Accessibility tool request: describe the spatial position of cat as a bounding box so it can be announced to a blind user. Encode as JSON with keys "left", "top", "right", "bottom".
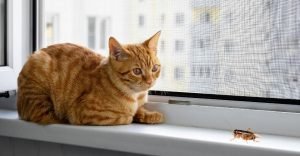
{"left": 17, "top": 31, "right": 163, "bottom": 125}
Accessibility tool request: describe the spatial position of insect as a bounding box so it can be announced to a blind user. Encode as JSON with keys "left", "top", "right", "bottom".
{"left": 231, "top": 128, "right": 259, "bottom": 142}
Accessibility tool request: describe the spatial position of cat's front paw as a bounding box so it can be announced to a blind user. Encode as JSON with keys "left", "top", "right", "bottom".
{"left": 134, "top": 111, "right": 164, "bottom": 124}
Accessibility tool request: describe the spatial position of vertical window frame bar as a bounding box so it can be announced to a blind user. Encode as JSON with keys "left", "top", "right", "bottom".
{"left": 1, "top": 0, "right": 7, "bottom": 66}
{"left": 32, "top": 0, "right": 44, "bottom": 51}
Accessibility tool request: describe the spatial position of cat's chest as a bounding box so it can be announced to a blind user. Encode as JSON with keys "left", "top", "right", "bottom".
{"left": 129, "top": 94, "right": 139, "bottom": 114}
{"left": 130, "top": 101, "right": 139, "bottom": 114}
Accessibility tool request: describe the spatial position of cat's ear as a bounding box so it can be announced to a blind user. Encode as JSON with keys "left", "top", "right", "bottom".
{"left": 109, "top": 37, "right": 129, "bottom": 61}
{"left": 143, "top": 31, "right": 161, "bottom": 54}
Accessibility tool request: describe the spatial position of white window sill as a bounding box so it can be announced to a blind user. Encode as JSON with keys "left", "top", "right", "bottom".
{"left": 0, "top": 109, "right": 299, "bottom": 156}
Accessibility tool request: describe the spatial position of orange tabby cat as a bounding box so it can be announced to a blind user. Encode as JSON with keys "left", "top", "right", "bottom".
{"left": 17, "top": 31, "right": 163, "bottom": 125}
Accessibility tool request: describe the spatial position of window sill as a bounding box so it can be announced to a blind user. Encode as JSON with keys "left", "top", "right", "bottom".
{"left": 0, "top": 109, "right": 299, "bottom": 156}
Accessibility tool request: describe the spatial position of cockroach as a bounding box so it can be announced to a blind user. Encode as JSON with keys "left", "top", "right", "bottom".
{"left": 231, "top": 128, "right": 259, "bottom": 142}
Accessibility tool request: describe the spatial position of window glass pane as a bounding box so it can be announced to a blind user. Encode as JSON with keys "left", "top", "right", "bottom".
{"left": 43, "top": 0, "right": 300, "bottom": 100}
{"left": 0, "top": 0, "right": 5, "bottom": 66}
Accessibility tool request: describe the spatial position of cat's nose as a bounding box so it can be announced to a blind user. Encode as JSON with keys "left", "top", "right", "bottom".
{"left": 145, "top": 78, "right": 154, "bottom": 85}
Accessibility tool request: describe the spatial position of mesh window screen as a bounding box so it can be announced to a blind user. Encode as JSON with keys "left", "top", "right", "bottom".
{"left": 43, "top": 0, "right": 300, "bottom": 100}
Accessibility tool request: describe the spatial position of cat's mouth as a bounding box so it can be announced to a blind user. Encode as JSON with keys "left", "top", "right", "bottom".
{"left": 130, "top": 82, "right": 155, "bottom": 92}
{"left": 143, "top": 81, "right": 155, "bottom": 89}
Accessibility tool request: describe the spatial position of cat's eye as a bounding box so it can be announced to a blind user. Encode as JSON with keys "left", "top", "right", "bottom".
{"left": 133, "top": 68, "right": 142, "bottom": 75}
{"left": 152, "top": 64, "right": 160, "bottom": 72}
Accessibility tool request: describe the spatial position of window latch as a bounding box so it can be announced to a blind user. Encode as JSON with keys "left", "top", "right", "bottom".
{"left": 168, "top": 99, "right": 191, "bottom": 105}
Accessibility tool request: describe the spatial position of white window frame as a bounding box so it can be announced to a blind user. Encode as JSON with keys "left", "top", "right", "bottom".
{"left": 0, "top": 0, "right": 31, "bottom": 92}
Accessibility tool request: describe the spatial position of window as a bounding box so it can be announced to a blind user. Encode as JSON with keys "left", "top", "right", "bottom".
{"left": 100, "top": 19, "right": 110, "bottom": 49}
{"left": 40, "top": 0, "right": 300, "bottom": 103}
{"left": 0, "top": 3, "right": 297, "bottom": 152}
{"left": 174, "top": 67, "right": 183, "bottom": 80}
{"left": 175, "top": 40, "right": 184, "bottom": 52}
{"left": 226, "top": 12, "right": 233, "bottom": 23}
{"left": 160, "top": 66, "right": 165, "bottom": 78}
{"left": 224, "top": 69, "right": 234, "bottom": 83}
{"left": 193, "top": 38, "right": 204, "bottom": 49}
{"left": 160, "top": 40, "right": 165, "bottom": 51}
{"left": 87, "top": 17, "right": 111, "bottom": 50}
{"left": 87, "top": 17, "right": 96, "bottom": 49}
{"left": 205, "top": 12, "right": 210, "bottom": 23}
{"left": 160, "top": 14, "right": 165, "bottom": 25}
{"left": 191, "top": 65, "right": 204, "bottom": 77}
{"left": 175, "top": 13, "right": 184, "bottom": 25}
{"left": 205, "top": 67, "right": 210, "bottom": 78}
{"left": 45, "top": 15, "right": 59, "bottom": 45}
{"left": 224, "top": 40, "right": 234, "bottom": 52}
{"left": 205, "top": 38, "right": 211, "bottom": 47}
{"left": 0, "top": 0, "right": 31, "bottom": 92}
{"left": 0, "top": 0, "right": 5, "bottom": 66}
{"left": 139, "top": 15, "right": 144, "bottom": 27}
{"left": 199, "top": 66, "right": 203, "bottom": 77}
{"left": 191, "top": 65, "right": 196, "bottom": 76}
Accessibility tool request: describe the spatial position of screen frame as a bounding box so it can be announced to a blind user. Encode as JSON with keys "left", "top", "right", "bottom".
{"left": 33, "top": 0, "right": 300, "bottom": 106}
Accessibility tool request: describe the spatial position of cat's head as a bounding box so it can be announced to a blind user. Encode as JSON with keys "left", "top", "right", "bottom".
{"left": 108, "top": 31, "right": 161, "bottom": 92}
